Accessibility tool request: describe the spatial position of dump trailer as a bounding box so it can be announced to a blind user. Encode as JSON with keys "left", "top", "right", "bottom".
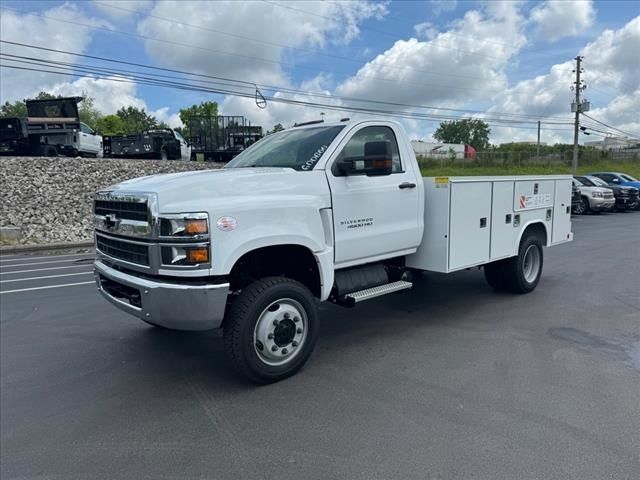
{"left": 93, "top": 119, "right": 573, "bottom": 383}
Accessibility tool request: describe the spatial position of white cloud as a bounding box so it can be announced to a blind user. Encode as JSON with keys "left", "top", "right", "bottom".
{"left": 136, "top": 0, "right": 388, "bottom": 88}
{"left": 0, "top": 4, "right": 108, "bottom": 103}
{"left": 91, "top": 0, "right": 152, "bottom": 19}
{"left": 490, "top": 15, "right": 640, "bottom": 143}
{"left": 336, "top": 3, "right": 526, "bottom": 106}
{"left": 430, "top": 0, "right": 457, "bottom": 16}
{"left": 48, "top": 76, "right": 147, "bottom": 113}
{"left": 530, "top": 0, "right": 596, "bottom": 41}
{"left": 151, "top": 106, "right": 182, "bottom": 128}
{"left": 414, "top": 21, "right": 438, "bottom": 40}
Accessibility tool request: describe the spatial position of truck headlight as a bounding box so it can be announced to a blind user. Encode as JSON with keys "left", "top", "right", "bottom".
{"left": 162, "top": 246, "right": 209, "bottom": 265}
{"left": 160, "top": 214, "right": 208, "bottom": 237}
{"left": 592, "top": 191, "right": 603, "bottom": 198}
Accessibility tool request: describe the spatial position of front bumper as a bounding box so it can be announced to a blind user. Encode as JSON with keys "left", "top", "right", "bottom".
{"left": 589, "top": 197, "right": 615, "bottom": 211}
{"left": 94, "top": 260, "right": 229, "bottom": 331}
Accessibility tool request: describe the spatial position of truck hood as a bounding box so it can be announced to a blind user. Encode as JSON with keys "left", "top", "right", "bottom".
{"left": 103, "top": 167, "right": 331, "bottom": 213}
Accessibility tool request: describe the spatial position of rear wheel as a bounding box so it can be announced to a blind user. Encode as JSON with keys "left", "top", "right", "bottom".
{"left": 484, "top": 261, "right": 507, "bottom": 291}
{"left": 485, "top": 234, "right": 544, "bottom": 294}
{"left": 503, "top": 235, "right": 544, "bottom": 293}
{"left": 223, "top": 277, "right": 318, "bottom": 384}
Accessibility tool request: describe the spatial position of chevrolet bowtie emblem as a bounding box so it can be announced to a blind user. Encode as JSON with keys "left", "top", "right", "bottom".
{"left": 103, "top": 214, "right": 120, "bottom": 230}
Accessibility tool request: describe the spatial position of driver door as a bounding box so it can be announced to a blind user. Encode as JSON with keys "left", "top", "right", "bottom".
{"left": 327, "top": 125, "right": 422, "bottom": 266}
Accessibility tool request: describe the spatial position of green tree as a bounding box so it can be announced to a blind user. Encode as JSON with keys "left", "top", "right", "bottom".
{"left": 95, "top": 114, "right": 125, "bottom": 136}
{"left": 115, "top": 106, "right": 157, "bottom": 134}
{"left": 433, "top": 119, "right": 491, "bottom": 151}
{"left": 269, "top": 123, "right": 285, "bottom": 134}
{"left": 77, "top": 94, "right": 103, "bottom": 130}
{"left": 0, "top": 100, "right": 27, "bottom": 117}
{"left": 178, "top": 100, "right": 218, "bottom": 126}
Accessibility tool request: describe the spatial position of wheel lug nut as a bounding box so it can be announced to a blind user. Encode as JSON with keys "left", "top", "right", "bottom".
{"left": 292, "top": 341, "right": 298, "bottom": 347}
{"left": 271, "top": 345, "right": 278, "bottom": 352}
{"left": 267, "top": 333, "right": 274, "bottom": 340}
{"left": 294, "top": 316, "right": 300, "bottom": 323}
{"left": 296, "top": 328, "right": 302, "bottom": 334}
{"left": 284, "top": 313, "right": 290, "bottom": 319}
{"left": 281, "top": 348, "right": 288, "bottom": 355}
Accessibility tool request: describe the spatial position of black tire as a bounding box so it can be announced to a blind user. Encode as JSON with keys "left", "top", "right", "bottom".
{"left": 502, "top": 234, "right": 544, "bottom": 294}
{"left": 223, "top": 277, "right": 319, "bottom": 384}
{"left": 484, "top": 260, "right": 507, "bottom": 291}
{"left": 573, "top": 197, "right": 589, "bottom": 215}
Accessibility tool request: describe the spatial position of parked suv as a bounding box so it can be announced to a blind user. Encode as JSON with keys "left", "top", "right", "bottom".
{"left": 589, "top": 172, "right": 640, "bottom": 210}
{"left": 575, "top": 175, "right": 639, "bottom": 212}
{"left": 572, "top": 178, "right": 615, "bottom": 214}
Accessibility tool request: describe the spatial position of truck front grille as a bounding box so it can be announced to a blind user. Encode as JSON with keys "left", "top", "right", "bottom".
{"left": 96, "top": 234, "right": 150, "bottom": 266}
{"left": 94, "top": 199, "right": 148, "bottom": 222}
{"left": 603, "top": 191, "right": 614, "bottom": 199}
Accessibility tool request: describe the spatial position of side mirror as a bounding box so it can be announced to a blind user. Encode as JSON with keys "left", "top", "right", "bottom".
{"left": 336, "top": 141, "right": 393, "bottom": 176}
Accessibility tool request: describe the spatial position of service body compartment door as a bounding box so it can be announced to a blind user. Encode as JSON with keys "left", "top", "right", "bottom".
{"left": 449, "top": 182, "right": 492, "bottom": 270}
{"left": 490, "top": 181, "right": 517, "bottom": 260}
{"left": 552, "top": 179, "right": 572, "bottom": 244}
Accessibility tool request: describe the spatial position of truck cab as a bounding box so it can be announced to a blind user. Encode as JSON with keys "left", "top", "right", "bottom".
{"left": 93, "top": 119, "right": 572, "bottom": 383}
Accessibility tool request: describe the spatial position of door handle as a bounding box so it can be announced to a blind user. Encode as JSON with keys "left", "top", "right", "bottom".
{"left": 399, "top": 182, "right": 416, "bottom": 189}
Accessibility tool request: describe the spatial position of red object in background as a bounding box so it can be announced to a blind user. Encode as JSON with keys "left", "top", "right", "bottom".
{"left": 464, "top": 145, "right": 476, "bottom": 159}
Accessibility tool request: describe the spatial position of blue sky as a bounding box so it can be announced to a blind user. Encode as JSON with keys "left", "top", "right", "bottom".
{"left": 1, "top": 0, "right": 638, "bottom": 144}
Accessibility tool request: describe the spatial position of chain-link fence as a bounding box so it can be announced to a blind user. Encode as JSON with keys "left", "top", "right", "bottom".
{"left": 416, "top": 148, "right": 640, "bottom": 169}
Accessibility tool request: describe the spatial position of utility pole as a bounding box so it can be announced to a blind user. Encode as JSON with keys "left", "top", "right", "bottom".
{"left": 537, "top": 120, "right": 541, "bottom": 159}
{"left": 571, "top": 56, "right": 584, "bottom": 175}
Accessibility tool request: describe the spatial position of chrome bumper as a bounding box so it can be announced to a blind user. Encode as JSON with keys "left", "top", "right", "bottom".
{"left": 94, "top": 260, "right": 229, "bottom": 331}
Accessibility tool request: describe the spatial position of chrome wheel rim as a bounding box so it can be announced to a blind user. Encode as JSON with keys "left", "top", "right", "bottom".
{"left": 523, "top": 245, "right": 541, "bottom": 284}
{"left": 253, "top": 298, "right": 307, "bottom": 367}
{"left": 574, "top": 200, "right": 585, "bottom": 214}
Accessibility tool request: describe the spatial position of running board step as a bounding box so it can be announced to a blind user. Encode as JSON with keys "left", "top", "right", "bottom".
{"left": 343, "top": 280, "right": 412, "bottom": 306}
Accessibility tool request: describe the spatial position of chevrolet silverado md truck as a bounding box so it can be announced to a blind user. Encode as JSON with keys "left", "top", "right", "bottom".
{"left": 93, "top": 119, "right": 573, "bottom": 383}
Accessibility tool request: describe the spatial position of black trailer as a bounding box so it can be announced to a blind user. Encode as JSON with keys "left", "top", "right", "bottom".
{"left": 185, "top": 115, "right": 262, "bottom": 162}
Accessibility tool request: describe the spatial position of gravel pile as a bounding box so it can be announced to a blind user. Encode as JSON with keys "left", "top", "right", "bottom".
{"left": 0, "top": 157, "right": 223, "bottom": 245}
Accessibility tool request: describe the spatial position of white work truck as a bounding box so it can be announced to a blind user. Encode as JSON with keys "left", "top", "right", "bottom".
{"left": 93, "top": 119, "right": 573, "bottom": 383}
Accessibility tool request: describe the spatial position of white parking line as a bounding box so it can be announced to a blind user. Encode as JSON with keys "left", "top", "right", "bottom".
{"left": 0, "top": 265, "right": 94, "bottom": 275}
{"left": 0, "top": 252, "right": 94, "bottom": 264}
{"left": 0, "top": 258, "right": 95, "bottom": 268}
{"left": 0, "top": 281, "right": 96, "bottom": 294}
{"left": 0, "top": 272, "right": 94, "bottom": 284}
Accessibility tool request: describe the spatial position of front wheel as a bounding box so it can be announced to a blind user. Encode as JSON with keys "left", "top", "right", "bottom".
{"left": 573, "top": 197, "right": 589, "bottom": 215}
{"left": 223, "top": 277, "right": 318, "bottom": 384}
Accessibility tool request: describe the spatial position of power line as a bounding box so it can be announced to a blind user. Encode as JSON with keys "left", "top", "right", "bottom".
{"left": 0, "top": 6, "right": 516, "bottom": 96}
{"left": 0, "top": 41, "right": 575, "bottom": 124}
{"left": 581, "top": 113, "right": 637, "bottom": 138}
{"left": 0, "top": 62, "right": 575, "bottom": 132}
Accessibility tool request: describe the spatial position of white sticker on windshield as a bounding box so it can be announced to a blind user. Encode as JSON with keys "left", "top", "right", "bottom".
{"left": 301, "top": 144, "right": 328, "bottom": 170}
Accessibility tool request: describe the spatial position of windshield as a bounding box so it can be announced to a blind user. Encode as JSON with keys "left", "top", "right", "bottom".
{"left": 620, "top": 174, "right": 638, "bottom": 182}
{"left": 589, "top": 177, "right": 608, "bottom": 187}
{"left": 575, "top": 177, "right": 591, "bottom": 186}
{"left": 573, "top": 178, "right": 584, "bottom": 186}
{"left": 226, "top": 126, "right": 344, "bottom": 171}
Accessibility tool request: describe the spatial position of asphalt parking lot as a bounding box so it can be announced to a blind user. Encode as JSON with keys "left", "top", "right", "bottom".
{"left": 1, "top": 213, "right": 639, "bottom": 480}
